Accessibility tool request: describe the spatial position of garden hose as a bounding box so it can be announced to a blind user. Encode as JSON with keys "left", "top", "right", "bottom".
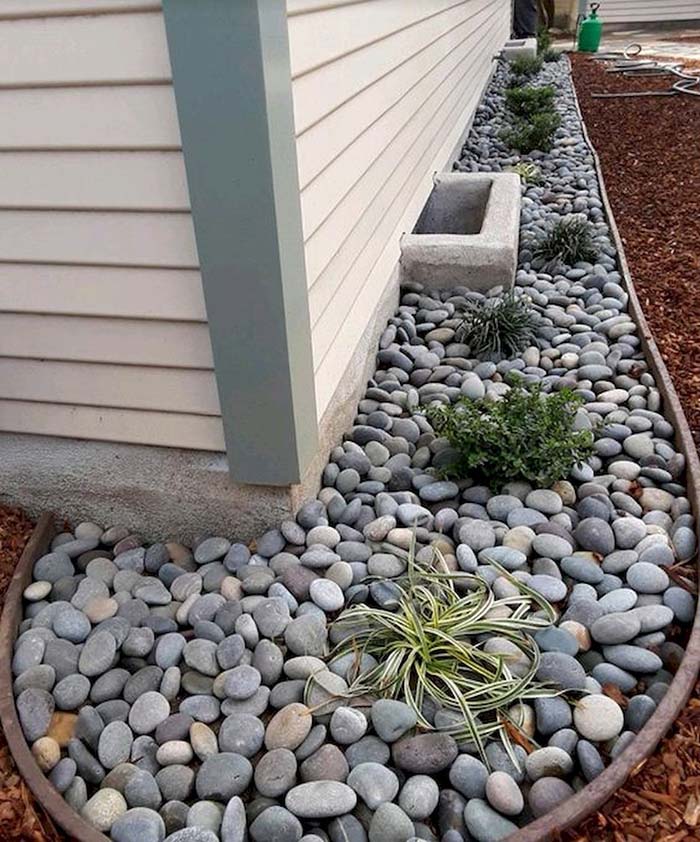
{"left": 589, "top": 44, "right": 700, "bottom": 99}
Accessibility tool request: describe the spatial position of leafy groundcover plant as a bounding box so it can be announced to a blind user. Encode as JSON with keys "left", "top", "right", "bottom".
{"left": 507, "top": 161, "right": 544, "bottom": 185}
{"left": 505, "top": 84, "right": 555, "bottom": 118}
{"left": 456, "top": 290, "right": 540, "bottom": 358}
{"left": 324, "top": 542, "right": 557, "bottom": 761}
{"left": 426, "top": 383, "right": 594, "bottom": 489}
{"left": 502, "top": 110, "right": 561, "bottom": 154}
{"left": 509, "top": 55, "right": 543, "bottom": 81}
{"left": 534, "top": 216, "right": 598, "bottom": 266}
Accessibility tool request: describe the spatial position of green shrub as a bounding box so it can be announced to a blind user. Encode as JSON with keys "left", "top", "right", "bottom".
{"left": 505, "top": 85, "right": 555, "bottom": 118}
{"left": 501, "top": 110, "right": 561, "bottom": 153}
{"left": 425, "top": 383, "right": 594, "bottom": 488}
{"left": 325, "top": 540, "right": 557, "bottom": 757}
{"left": 541, "top": 47, "right": 562, "bottom": 63}
{"left": 509, "top": 56, "right": 543, "bottom": 81}
{"left": 534, "top": 217, "right": 598, "bottom": 265}
{"left": 537, "top": 26, "right": 552, "bottom": 54}
{"left": 457, "top": 290, "right": 539, "bottom": 358}
{"left": 507, "top": 162, "right": 544, "bottom": 185}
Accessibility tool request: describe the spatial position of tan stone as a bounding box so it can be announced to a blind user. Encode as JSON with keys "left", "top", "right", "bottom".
{"left": 31, "top": 736, "right": 61, "bottom": 771}
{"left": 46, "top": 712, "right": 77, "bottom": 747}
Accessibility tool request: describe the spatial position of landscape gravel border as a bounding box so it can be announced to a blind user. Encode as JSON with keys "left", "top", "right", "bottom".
{"left": 496, "top": 56, "right": 700, "bottom": 842}
{"left": 0, "top": 57, "right": 698, "bottom": 842}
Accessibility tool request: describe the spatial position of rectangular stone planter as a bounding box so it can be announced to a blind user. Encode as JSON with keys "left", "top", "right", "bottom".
{"left": 502, "top": 37, "right": 538, "bottom": 61}
{"left": 400, "top": 172, "right": 520, "bottom": 291}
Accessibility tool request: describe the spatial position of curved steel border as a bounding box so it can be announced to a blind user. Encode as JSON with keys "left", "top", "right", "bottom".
{"left": 0, "top": 59, "right": 698, "bottom": 842}
{"left": 0, "top": 511, "right": 111, "bottom": 842}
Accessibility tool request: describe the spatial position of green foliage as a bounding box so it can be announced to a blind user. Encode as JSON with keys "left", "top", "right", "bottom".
{"left": 509, "top": 56, "right": 543, "bottom": 82}
{"left": 505, "top": 85, "right": 555, "bottom": 118}
{"left": 457, "top": 291, "right": 539, "bottom": 358}
{"left": 541, "top": 47, "right": 562, "bottom": 63}
{"left": 534, "top": 217, "right": 598, "bottom": 265}
{"left": 507, "top": 162, "right": 544, "bottom": 185}
{"left": 537, "top": 26, "right": 552, "bottom": 54}
{"left": 325, "top": 540, "right": 557, "bottom": 760}
{"left": 425, "top": 383, "right": 594, "bottom": 489}
{"left": 501, "top": 110, "right": 561, "bottom": 153}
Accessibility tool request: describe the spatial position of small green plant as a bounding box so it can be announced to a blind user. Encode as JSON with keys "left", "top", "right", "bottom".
{"left": 537, "top": 26, "right": 552, "bottom": 54}
{"left": 534, "top": 216, "right": 598, "bottom": 265}
{"left": 323, "top": 540, "right": 557, "bottom": 760}
{"left": 507, "top": 162, "right": 544, "bottom": 185}
{"left": 541, "top": 47, "right": 562, "bottom": 62}
{"left": 456, "top": 290, "right": 539, "bottom": 358}
{"left": 501, "top": 110, "right": 561, "bottom": 153}
{"left": 509, "top": 55, "right": 543, "bottom": 81}
{"left": 505, "top": 85, "right": 555, "bottom": 118}
{"left": 426, "top": 383, "right": 594, "bottom": 488}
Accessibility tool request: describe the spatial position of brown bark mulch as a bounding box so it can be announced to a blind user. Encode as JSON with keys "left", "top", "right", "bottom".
{"left": 562, "top": 54, "right": 700, "bottom": 842}
{"left": 570, "top": 52, "right": 700, "bottom": 450}
{"left": 0, "top": 506, "right": 63, "bottom": 842}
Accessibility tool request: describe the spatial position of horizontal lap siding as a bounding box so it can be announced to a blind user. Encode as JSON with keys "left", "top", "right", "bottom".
{"left": 0, "top": 5, "right": 223, "bottom": 451}
{"left": 287, "top": 0, "right": 511, "bottom": 421}
{"left": 600, "top": 0, "right": 700, "bottom": 22}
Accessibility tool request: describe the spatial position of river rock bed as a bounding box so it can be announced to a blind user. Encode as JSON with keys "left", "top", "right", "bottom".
{"left": 11, "top": 58, "right": 697, "bottom": 842}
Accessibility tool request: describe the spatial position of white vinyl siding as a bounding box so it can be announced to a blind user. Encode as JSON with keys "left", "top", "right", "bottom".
{"left": 0, "top": 2, "right": 223, "bottom": 451}
{"left": 287, "top": 0, "right": 511, "bottom": 421}
{"left": 599, "top": 0, "right": 700, "bottom": 23}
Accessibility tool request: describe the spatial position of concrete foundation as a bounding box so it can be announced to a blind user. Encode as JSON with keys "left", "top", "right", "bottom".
{"left": 502, "top": 37, "right": 538, "bottom": 61}
{"left": 399, "top": 172, "right": 521, "bottom": 291}
{"left": 0, "top": 271, "right": 400, "bottom": 545}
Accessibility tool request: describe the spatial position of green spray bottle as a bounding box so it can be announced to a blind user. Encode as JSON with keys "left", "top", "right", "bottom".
{"left": 578, "top": 3, "right": 603, "bottom": 53}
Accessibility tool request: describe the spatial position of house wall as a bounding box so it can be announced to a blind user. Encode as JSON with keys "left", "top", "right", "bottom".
{"left": 0, "top": 0, "right": 225, "bottom": 451}
{"left": 286, "top": 0, "right": 512, "bottom": 422}
{"left": 598, "top": 0, "right": 700, "bottom": 23}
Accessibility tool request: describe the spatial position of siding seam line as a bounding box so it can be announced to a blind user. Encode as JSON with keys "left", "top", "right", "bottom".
{"left": 290, "top": 0, "right": 470, "bottom": 80}
{"left": 305, "top": 3, "right": 501, "bottom": 298}
{"left": 310, "top": 10, "right": 505, "bottom": 364}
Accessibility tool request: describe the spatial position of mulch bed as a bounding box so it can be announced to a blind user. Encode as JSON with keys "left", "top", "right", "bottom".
{"left": 562, "top": 53, "right": 700, "bottom": 842}
{"left": 0, "top": 506, "right": 63, "bottom": 842}
{"left": 570, "top": 52, "right": 700, "bottom": 450}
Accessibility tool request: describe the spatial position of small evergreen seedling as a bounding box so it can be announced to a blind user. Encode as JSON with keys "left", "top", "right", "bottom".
{"left": 509, "top": 56, "right": 543, "bottom": 81}
{"left": 502, "top": 111, "right": 561, "bottom": 153}
{"left": 505, "top": 85, "right": 555, "bottom": 118}
{"left": 457, "top": 291, "right": 539, "bottom": 358}
{"left": 537, "top": 26, "right": 552, "bottom": 54}
{"left": 426, "top": 383, "right": 594, "bottom": 489}
{"left": 534, "top": 217, "right": 598, "bottom": 265}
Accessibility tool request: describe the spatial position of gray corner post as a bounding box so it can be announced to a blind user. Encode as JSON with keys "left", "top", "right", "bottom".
{"left": 162, "top": 0, "right": 318, "bottom": 485}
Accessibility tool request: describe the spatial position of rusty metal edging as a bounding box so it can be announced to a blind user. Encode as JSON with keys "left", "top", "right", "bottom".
{"left": 502, "top": 58, "right": 700, "bottom": 842}
{"left": 0, "top": 512, "right": 112, "bottom": 842}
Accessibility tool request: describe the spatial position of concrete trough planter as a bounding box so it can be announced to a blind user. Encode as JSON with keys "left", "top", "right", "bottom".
{"left": 400, "top": 172, "right": 520, "bottom": 291}
{"left": 502, "top": 37, "right": 538, "bottom": 61}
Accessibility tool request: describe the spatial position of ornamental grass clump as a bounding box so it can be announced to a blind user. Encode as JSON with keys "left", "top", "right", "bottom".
{"left": 328, "top": 541, "right": 557, "bottom": 759}
{"left": 426, "top": 383, "right": 594, "bottom": 489}
{"left": 534, "top": 216, "right": 598, "bottom": 266}
{"left": 505, "top": 85, "right": 555, "bottom": 118}
{"left": 456, "top": 290, "right": 539, "bottom": 358}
